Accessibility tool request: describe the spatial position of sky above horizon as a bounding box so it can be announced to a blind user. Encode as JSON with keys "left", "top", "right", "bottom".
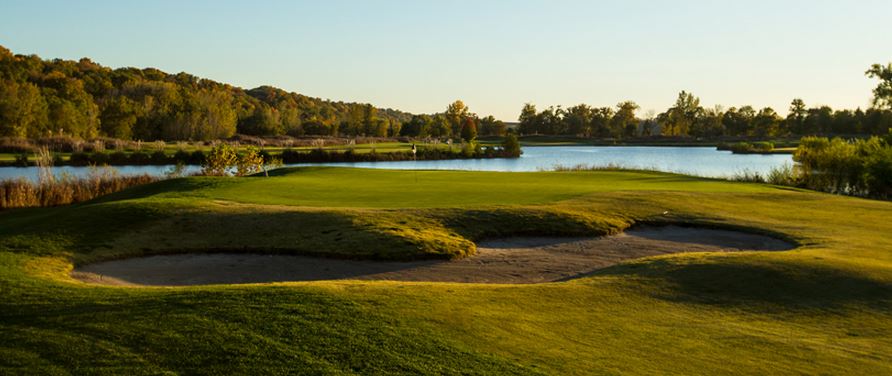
{"left": 1, "top": 0, "right": 890, "bottom": 121}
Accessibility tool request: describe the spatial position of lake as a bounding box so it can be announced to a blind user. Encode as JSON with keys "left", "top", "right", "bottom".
{"left": 0, "top": 146, "right": 793, "bottom": 181}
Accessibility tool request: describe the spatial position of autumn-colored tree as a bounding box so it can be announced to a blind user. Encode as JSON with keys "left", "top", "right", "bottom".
{"left": 460, "top": 116, "right": 477, "bottom": 142}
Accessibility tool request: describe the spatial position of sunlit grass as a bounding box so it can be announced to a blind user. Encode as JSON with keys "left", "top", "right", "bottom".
{"left": 1, "top": 167, "right": 890, "bottom": 374}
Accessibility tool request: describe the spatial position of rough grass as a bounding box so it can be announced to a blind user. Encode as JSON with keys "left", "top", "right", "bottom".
{"left": 0, "top": 167, "right": 891, "bottom": 374}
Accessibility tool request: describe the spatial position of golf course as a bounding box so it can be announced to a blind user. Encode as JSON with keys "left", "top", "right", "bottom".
{"left": 1, "top": 167, "right": 891, "bottom": 374}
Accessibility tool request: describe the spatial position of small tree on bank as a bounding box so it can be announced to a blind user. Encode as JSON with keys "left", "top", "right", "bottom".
{"left": 236, "top": 146, "right": 264, "bottom": 176}
{"left": 203, "top": 144, "right": 280, "bottom": 177}
{"left": 202, "top": 143, "right": 238, "bottom": 176}
{"left": 502, "top": 134, "right": 521, "bottom": 157}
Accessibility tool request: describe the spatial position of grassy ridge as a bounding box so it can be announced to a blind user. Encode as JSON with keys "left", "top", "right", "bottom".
{"left": 1, "top": 167, "right": 891, "bottom": 374}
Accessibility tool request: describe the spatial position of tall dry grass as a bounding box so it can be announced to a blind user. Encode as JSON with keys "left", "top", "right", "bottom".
{"left": 0, "top": 165, "right": 160, "bottom": 209}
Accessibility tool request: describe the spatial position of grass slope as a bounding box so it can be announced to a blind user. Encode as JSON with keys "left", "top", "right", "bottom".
{"left": 1, "top": 167, "right": 890, "bottom": 374}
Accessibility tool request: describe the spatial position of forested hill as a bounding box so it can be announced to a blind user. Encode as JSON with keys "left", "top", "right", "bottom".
{"left": 0, "top": 45, "right": 414, "bottom": 141}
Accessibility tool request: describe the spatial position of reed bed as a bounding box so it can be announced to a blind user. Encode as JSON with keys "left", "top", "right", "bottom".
{"left": 0, "top": 167, "right": 160, "bottom": 209}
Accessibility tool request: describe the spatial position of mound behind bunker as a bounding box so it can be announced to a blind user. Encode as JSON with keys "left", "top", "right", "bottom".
{"left": 73, "top": 226, "right": 794, "bottom": 286}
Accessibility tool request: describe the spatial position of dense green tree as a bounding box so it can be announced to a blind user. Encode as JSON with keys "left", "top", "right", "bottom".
{"left": 99, "top": 96, "right": 138, "bottom": 139}
{"left": 722, "top": 106, "right": 755, "bottom": 136}
{"left": 692, "top": 106, "right": 725, "bottom": 138}
{"left": 0, "top": 79, "right": 48, "bottom": 137}
{"left": 591, "top": 107, "right": 615, "bottom": 138}
{"left": 831, "top": 109, "right": 858, "bottom": 134}
{"left": 344, "top": 104, "right": 366, "bottom": 136}
{"left": 752, "top": 107, "right": 781, "bottom": 138}
{"left": 445, "top": 100, "right": 469, "bottom": 136}
{"left": 387, "top": 119, "right": 402, "bottom": 137}
{"left": 804, "top": 106, "right": 834, "bottom": 135}
{"left": 430, "top": 115, "right": 451, "bottom": 137}
{"left": 167, "top": 89, "right": 237, "bottom": 140}
{"left": 478, "top": 115, "right": 506, "bottom": 136}
{"left": 240, "top": 105, "right": 282, "bottom": 136}
{"left": 518, "top": 103, "right": 538, "bottom": 135}
{"left": 786, "top": 99, "right": 807, "bottom": 135}
{"left": 401, "top": 115, "right": 432, "bottom": 137}
{"left": 612, "top": 101, "right": 640, "bottom": 138}
{"left": 302, "top": 121, "right": 330, "bottom": 136}
{"left": 864, "top": 108, "right": 892, "bottom": 135}
{"left": 362, "top": 104, "right": 379, "bottom": 136}
{"left": 373, "top": 119, "right": 389, "bottom": 137}
{"left": 866, "top": 63, "right": 892, "bottom": 109}
{"left": 659, "top": 91, "right": 702, "bottom": 136}
{"left": 564, "top": 104, "right": 593, "bottom": 136}
{"left": 538, "top": 106, "right": 564, "bottom": 135}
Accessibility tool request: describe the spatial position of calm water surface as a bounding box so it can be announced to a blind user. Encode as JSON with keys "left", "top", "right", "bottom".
{"left": 0, "top": 146, "right": 793, "bottom": 181}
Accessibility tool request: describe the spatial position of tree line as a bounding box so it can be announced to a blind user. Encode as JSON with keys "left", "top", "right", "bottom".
{"left": 397, "top": 100, "right": 507, "bottom": 139}
{"left": 0, "top": 45, "right": 413, "bottom": 141}
{"left": 518, "top": 63, "right": 892, "bottom": 139}
{"left": 3, "top": 43, "right": 889, "bottom": 143}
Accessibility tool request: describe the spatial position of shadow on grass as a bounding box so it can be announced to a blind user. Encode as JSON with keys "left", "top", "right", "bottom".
{"left": 0, "top": 288, "right": 533, "bottom": 374}
{"left": 595, "top": 259, "right": 892, "bottom": 311}
{"left": 85, "top": 177, "right": 233, "bottom": 204}
{"left": 68, "top": 207, "right": 475, "bottom": 265}
{"left": 434, "top": 207, "right": 629, "bottom": 241}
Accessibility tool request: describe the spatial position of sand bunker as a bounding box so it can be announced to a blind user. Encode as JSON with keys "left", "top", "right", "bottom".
{"left": 72, "top": 226, "right": 794, "bottom": 286}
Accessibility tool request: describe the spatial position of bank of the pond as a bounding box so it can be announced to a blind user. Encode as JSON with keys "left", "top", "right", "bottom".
{"left": 0, "top": 146, "right": 794, "bottom": 181}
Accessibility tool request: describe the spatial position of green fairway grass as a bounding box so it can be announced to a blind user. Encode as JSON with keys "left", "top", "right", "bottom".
{"left": 1, "top": 167, "right": 890, "bottom": 374}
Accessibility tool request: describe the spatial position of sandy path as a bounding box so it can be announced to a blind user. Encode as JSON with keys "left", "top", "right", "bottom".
{"left": 72, "top": 226, "right": 793, "bottom": 286}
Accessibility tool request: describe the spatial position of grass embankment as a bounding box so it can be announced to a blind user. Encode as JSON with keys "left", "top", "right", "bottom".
{"left": 1, "top": 167, "right": 891, "bottom": 374}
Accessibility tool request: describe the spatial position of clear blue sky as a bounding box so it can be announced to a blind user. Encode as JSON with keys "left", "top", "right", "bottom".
{"left": 1, "top": 0, "right": 890, "bottom": 120}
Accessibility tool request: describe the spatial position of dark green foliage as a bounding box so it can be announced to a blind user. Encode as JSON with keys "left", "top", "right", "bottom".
{"left": 68, "top": 151, "right": 91, "bottom": 166}
{"left": 0, "top": 45, "right": 412, "bottom": 141}
{"left": 109, "top": 151, "right": 128, "bottom": 165}
{"left": 150, "top": 150, "right": 169, "bottom": 165}
{"left": 13, "top": 153, "right": 28, "bottom": 167}
{"left": 517, "top": 79, "right": 892, "bottom": 138}
{"left": 478, "top": 115, "right": 506, "bottom": 136}
{"left": 866, "top": 63, "right": 892, "bottom": 110}
{"left": 172, "top": 150, "right": 191, "bottom": 164}
{"left": 502, "top": 134, "right": 521, "bottom": 157}
{"left": 90, "top": 151, "right": 109, "bottom": 165}
{"left": 865, "top": 146, "right": 892, "bottom": 198}
{"left": 793, "top": 136, "right": 892, "bottom": 198}
{"left": 128, "top": 151, "right": 149, "bottom": 165}
{"left": 189, "top": 150, "right": 206, "bottom": 165}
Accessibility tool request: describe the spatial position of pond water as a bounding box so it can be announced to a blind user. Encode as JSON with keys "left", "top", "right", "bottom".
{"left": 0, "top": 146, "right": 793, "bottom": 181}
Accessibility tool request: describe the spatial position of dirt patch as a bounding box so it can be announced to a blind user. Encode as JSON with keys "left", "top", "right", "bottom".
{"left": 72, "top": 226, "right": 794, "bottom": 286}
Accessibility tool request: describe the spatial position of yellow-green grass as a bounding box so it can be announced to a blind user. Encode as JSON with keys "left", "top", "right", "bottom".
{"left": 1, "top": 167, "right": 891, "bottom": 374}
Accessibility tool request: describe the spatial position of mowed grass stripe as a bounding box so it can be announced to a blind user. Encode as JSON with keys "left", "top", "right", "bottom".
{"left": 153, "top": 167, "right": 780, "bottom": 208}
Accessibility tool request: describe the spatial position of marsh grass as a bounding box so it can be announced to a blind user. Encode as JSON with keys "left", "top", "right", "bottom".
{"left": 730, "top": 163, "right": 801, "bottom": 186}
{"left": 545, "top": 163, "right": 666, "bottom": 173}
{"left": 0, "top": 165, "right": 159, "bottom": 209}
